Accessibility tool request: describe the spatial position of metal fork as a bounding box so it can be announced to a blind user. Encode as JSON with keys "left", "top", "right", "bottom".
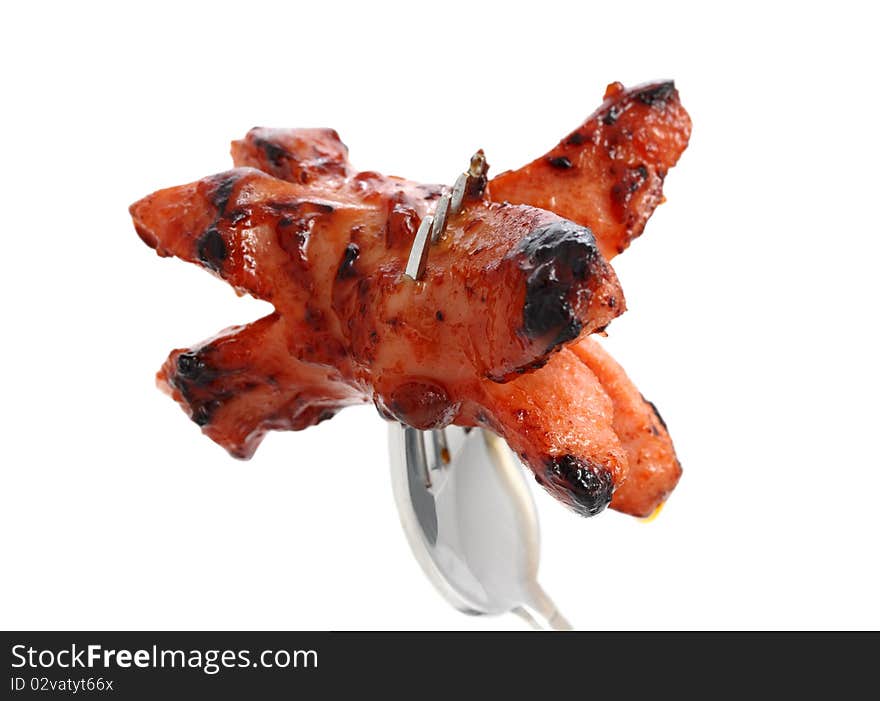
{"left": 390, "top": 157, "right": 571, "bottom": 630}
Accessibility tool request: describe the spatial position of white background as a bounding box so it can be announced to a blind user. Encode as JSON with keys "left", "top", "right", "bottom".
{"left": 1, "top": 1, "right": 877, "bottom": 630}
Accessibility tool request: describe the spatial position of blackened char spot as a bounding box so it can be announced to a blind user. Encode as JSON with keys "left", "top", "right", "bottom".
{"left": 254, "top": 137, "right": 289, "bottom": 167}
{"left": 522, "top": 266, "right": 582, "bottom": 350}
{"left": 226, "top": 208, "right": 248, "bottom": 225}
{"left": 176, "top": 350, "right": 213, "bottom": 385}
{"left": 542, "top": 455, "right": 613, "bottom": 517}
{"left": 612, "top": 165, "right": 650, "bottom": 206}
{"left": 636, "top": 81, "right": 675, "bottom": 107}
{"left": 197, "top": 228, "right": 227, "bottom": 272}
{"left": 548, "top": 155, "right": 573, "bottom": 169}
{"left": 336, "top": 242, "right": 360, "bottom": 280}
{"left": 641, "top": 394, "right": 669, "bottom": 431}
{"left": 209, "top": 173, "right": 240, "bottom": 215}
{"left": 602, "top": 105, "right": 621, "bottom": 125}
{"left": 511, "top": 221, "right": 601, "bottom": 352}
{"left": 192, "top": 400, "right": 221, "bottom": 427}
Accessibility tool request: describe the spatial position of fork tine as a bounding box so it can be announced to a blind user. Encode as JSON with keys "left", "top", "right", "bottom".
{"left": 432, "top": 428, "right": 451, "bottom": 469}
{"left": 404, "top": 215, "right": 434, "bottom": 280}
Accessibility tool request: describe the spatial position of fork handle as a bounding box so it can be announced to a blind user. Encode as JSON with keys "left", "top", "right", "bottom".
{"left": 513, "top": 583, "right": 573, "bottom": 631}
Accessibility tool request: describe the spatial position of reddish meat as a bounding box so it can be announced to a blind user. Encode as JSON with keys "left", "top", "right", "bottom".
{"left": 131, "top": 80, "right": 690, "bottom": 517}
{"left": 490, "top": 81, "right": 692, "bottom": 260}
{"left": 571, "top": 338, "right": 682, "bottom": 517}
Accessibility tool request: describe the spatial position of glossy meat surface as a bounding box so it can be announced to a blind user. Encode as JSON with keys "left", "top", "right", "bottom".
{"left": 131, "top": 81, "right": 689, "bottom": 517}
{"left": 571, "top": 338, "right": 682, "bottom": 517}
{"left": 490, "top": 81, "right": 691, "bottom": 260}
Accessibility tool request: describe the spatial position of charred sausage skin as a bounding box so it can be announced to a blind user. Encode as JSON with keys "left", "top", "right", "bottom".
{"left": 131, "top": 81, "right": 690, "bottom": 517}
{"left": 490, "top": 81, "right": 692, "bottom": 260}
